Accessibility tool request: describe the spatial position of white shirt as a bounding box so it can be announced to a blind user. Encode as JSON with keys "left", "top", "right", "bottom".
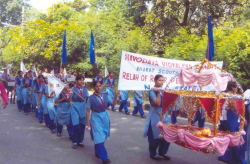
{"left": 244, "top": 89, "right": 250, "bottom": 105}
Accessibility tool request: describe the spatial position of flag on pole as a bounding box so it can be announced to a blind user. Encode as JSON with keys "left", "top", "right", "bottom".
{"left": 5, "top": 64, "right": 12, "bottom": 75}
{"left": 105, "top": 65, "right": 109, "bottom": 77}
{"left": 62, "top": 30, "right": 67, "bottom": 64}
{"left": 33, "top": 64, "right": 38, "bottom": 77}
{"left": 206, "top": 16, "right": 215, "bottom": 61}
{"left": 48, "top": 74, "right": 65, "bottom": 97}
{"left": 20, "top": 61, "right": 27, "bottom": 74}
{"left": 89, "top": 30, "right": 95, "bottom": 65}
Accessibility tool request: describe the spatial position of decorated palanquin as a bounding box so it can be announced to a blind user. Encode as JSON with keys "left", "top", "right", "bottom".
{"left": 156, "top": 59, "right": 248, "bottom": 156}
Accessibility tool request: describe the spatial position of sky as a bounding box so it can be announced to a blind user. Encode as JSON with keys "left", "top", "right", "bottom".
{"left": 29, "top": 0, "right": 73, "bottom": 12}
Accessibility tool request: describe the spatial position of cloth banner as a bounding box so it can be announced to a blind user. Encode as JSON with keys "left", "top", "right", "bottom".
{"left": 118, "top": 51, "right": 223, "bottom": 91}
{"left": 48, "top": 75, "right": 65, "bottom": 97}
{"left": 105, "top": 65, "right": 109, "bottom": 77}
{"left": 20, "top": 61, "right": 27, "bottom": 74}
{"left": 5, "top": 64, "right": 12, "bottom": 75}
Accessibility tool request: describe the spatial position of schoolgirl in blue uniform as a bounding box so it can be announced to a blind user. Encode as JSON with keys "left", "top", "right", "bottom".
{"left": 118, "top": 90, "right": 130, "bottom": 115}
{"left": 218, "top": 81, "right": 246, "bottom": 164}
{"left": 86, "top": 81, "right": 119, "bottom": 164}
{"left": 143, "top": 74, "right": 171, "bottom": 160}
{"left": 132, "top": 90, "right": 146, "bottom": 118}
{"left": 32, "top": 75, "right": 44, "bottom": 119}
{"left": 244, "top": 81, "right": 250, "bottom": 164}
{"left": 70, "top": 75, "right": 89, "bottom": 149}
{"left": 55, "top": 86, "right": 72, "bottom": 138}
{"left": 105, "top": 72, "right": 116, "bottom": 111}
{"left": 15, "top": 71, "right": 23, "bottom": 111}
{"left": 37, "top": 76, "right": 56, "bottom": 133}
{"left": 21, "top": 73, "right": 32, "bottom": 115}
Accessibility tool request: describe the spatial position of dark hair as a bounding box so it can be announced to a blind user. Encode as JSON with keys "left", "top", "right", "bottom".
{"left": 38, "top": 75, "right": 44, "bottom": 79}
{"left": 24, "top": 72, "right": 29, "bottom": 79}
{"left": 43, "top": 68, "right": 47, "bottom": 71}
{"left": 54, "top": 67, "right": 58, "bottom": 70}
{"left": 98, "top": 71, "right": 102, "bottom": 74}
{"left": 28, "top": 70, "right": 32, "bottom": 73}
{"left": 109, "top": 72, "right": 113, "bottom": 75}
{"left": 93, "top": 80, "right": 101, "bottom": 87}
{"left": 66, "top": 68, "right": 70, "bottom": 71}
{"left": 76, "top": 74, "right": 84, "bottom": 81}
{"left": 12, "top": 71, "right": 16, "bottom": 73}
{"left": 18, "top": 70, "right": 22, "bottom": 74}
{"left": 226, "top": 81, "right": 237, "bottom": 92}
{"left": 154, "top": 74, "right": 164, "bottom": 81}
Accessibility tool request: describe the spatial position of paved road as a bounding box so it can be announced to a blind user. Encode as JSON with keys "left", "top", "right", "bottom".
{"left": 0, "top": 104, "right": 223, "bottom": 164}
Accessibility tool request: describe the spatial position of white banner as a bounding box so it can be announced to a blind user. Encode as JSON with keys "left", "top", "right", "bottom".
{"left": 105, "top": 65, "right": 109, "bottom": 77}
{"left": 48, "top": 75, "right": 65, "bottom": 97}
{"left": 118, "top": 51, "right": 223, "bottom": 91}
{"left": 67, "top": 77, "right": 75, "bottom": 82}
{"left": 20, "top": 61, "right": 27, "bottom": 74}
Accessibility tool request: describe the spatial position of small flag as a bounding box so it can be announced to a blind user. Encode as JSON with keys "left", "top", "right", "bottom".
{"left": 62, "top": 30, "right": 67, "bottom": 64}
{"left": 63, "top": 68, "right": 67, "bottom": 79}
{"left": 48, "top": 74, "right": 65, "bottom": 97}
{"left": 89, "top": 30, "right": 95, "bottom": 65}
{"left": 51, "top": 70, "right": 54, "bottom": 75}
{"left": 206, "top": 16, "right": 215, "bottom": 61}
{"left": 20, "top": 61, "right": 27, "bottom": 74}
{"left": 105, "top": 65, "right": 109, "bottom": 77}
{"left": 33, "top": 64, "right": 38, "bottom": 77}
{"left": 5, "top": 64, "right": 12, "bottom": 75}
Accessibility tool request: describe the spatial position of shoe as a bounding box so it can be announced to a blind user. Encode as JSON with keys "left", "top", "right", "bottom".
{"left": 103, "top": 159, "right": 111, "bottom": 164}
{"left": 86, "top": 126, "right": 91, "bottom": 131}
{"left": 159, "top": 154, "right": 171, "bottom": 160}
{"left": 72, "top": 144, "right": 77, "bottom": 149}
{"left": 77, "top": 143, "right": 85, "bottom": 147}
{"left": 119, "top": 110, "right": 123, "bottom": 112}
{"left": 51, "top": 129, "right": 56, "bottom": 134}
{"left": 69, "top": 136, "right": 72, "bottom": 140}
{"left": 112, "top": 108, "right": 116, "bottom": 111}
{"left": 141, "top": 115, "right": 146, "bottom": 118}
{"left": 150, "top": 156, "right": 160, "bottom": 160}
{"left": 39, "top": 120, "right": 43, "bottom": 123}
{"left": 125, "top": 112, "right": 130, "bottom": 115}
{"left": 95, "top": 153, "right": 100, "bottom": 159}
{"left": 57, "top": 133, "right": 62, "bottom": 137}
{"left": 132, "top": 114, "right": 136, "bottom": 116}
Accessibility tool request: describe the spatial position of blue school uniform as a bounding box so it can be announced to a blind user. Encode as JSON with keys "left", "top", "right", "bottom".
{"left": 70, "top": 86, "right": 89, "bottom": 144}
{"left": 119, "top": 90, "right": 129, "bottom": 114}
{"left": 15, "top": 76, "right": 23, "bottom": 111}
{"left": 218, "top": 108, "right": 247, "bottom": 164}
{"left": 133, "top": 90, "right": 145, "bottom": 116}
{"left": 56, "top": 91, "right": 72, "bottom": 136}
{"left": 191, "top": 108, "right": 206, "bottom": 128}
{"left": 31, "top": 78, "right": 37, "bottom": 112}
{"left": 245, "top": 103, "right": 250, "bottom": 164}
{"left": 39, "top": 83, "right": 56, "bottom": 131}
{"left": 143, "top": 90, "right": 170, "bottom": 158}
{"left": 33, "top": 80, "right": 41, "bottom": 117}
{"left": 86, "top": 92, "right": 113, "bottom": 162}
{"left": 21, "top": 78, "right": 32, "bottom": 114}
{"left": 105, "top": 78, "right": 115, "bottom": 110}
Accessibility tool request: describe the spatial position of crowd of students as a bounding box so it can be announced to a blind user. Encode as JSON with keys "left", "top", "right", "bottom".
{"left": 0, "top": 67, "right": 147, "bottom": 164}
{"left": 1, "top": 66, "right": 250, "bottom": 164}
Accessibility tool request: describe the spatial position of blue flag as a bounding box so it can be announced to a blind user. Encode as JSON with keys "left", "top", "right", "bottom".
{"left": 89, "top": 30, "right": 95, "bottom": 65}
{"left": 206, "top": 16, "right": 214, "bottom": 61}
{"left": 61, "top": 30, "right": 67, "bottom": 64}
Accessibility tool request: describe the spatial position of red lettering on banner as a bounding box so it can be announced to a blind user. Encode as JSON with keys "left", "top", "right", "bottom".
{"left": 142, "top": 58, "right": 147, "bottom": 63}
{"left": 125, "top": 54, "right": 129, "bottom": 60}
{"left": 176, "top": 78, "right": 179, "bottom": 84}
{"left": 122, "top": 72, "right": 126, "bottom": 79}
{"left": 150, "top": 75, "right": 154, "bottom": 82}
{"left": 164, "top": 77, "right": 167, "bottom": 83}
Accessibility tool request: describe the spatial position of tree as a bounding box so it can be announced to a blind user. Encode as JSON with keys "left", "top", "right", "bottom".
{"left": 0, "top": 0, "right": 30, "bottom": 26}
{"left": 143, "top": 0, "right": 248, "bottom": 52}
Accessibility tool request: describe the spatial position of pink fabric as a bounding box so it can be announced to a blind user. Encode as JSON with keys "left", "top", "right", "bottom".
{"left": 157, "top": 122, "right": 245, "bottom": 156}
{"left": 179, "top": 68, "right": 231, "bottom": 91}
{"left": 0, "top": 82, "right": 8, "bottom": 104}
